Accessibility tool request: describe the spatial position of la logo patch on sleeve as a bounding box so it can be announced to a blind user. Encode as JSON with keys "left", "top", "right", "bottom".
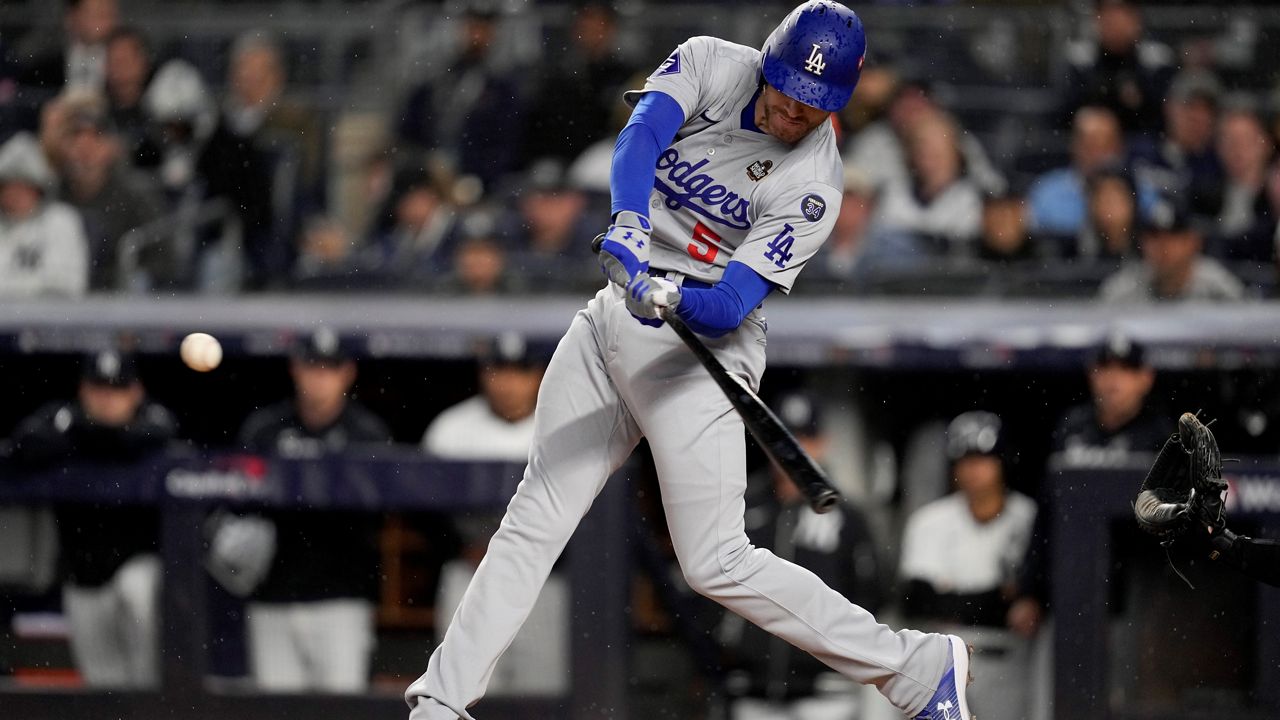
{"left": 657, "top": 51, "right": 681, "bottom": 76}
{"left": 800, "top": 194, "right": 826, "bottom": 222}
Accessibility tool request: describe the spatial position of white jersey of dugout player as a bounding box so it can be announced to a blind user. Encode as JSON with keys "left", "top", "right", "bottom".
{"left": 626, "top": 36, "right": 842, "bottom": 292}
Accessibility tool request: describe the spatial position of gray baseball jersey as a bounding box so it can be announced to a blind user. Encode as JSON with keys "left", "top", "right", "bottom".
{"left": 625, "top": 36, "right": 843, "bottom": 293}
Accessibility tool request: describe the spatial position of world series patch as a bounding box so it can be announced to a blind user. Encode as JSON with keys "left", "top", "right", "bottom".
{"left": 800, "top": 194, "right": 826, "bottom": 222}
{"left": 745, "top": 159, "right": 773, "bottom": 182}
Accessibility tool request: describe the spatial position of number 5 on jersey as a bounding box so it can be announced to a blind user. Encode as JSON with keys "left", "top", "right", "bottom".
{"left": 688, "top": 221, "right": 721, "bottom": 263}
{"left": 764, "top": 224, "right": 796, "bottom": 269}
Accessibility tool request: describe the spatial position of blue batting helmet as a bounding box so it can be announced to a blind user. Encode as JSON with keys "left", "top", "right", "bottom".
{"left": 761, "top": 0, "right": 867, "bottom": 113}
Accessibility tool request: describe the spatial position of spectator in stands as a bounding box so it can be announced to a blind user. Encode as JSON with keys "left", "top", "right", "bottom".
{"left": 1028, "top": 105, "right": 1153, "bottom": 241}
{"left": 1099, "top": 192, "right": 1245, "bottom": 302}
{"left": 232, "top": 328, "right": 390, "bottom": 692}
{"left": 397, "top": 0, "right": 525, "bottom": 189}
{"left": 0, "top": 131, "right": 89, "bottom": 297}
{"left": 844, "top": 77, "right": 1006, "bottom": 197}
{"left": 422, "top": 333, "right": 568, "bottom": 696}
{"left": 873, "top": 111, "right": 982, "bottom": 255}
{"left": 56, "top": 95, "right": 167, "bottom": 291}
{"left": 364, "top": 163, "right": 460, "bottom": 283}
{"left": 979, "top": 192, "right": 1038, "bottom": 263}
{"left": 502, "top": 158, "right": 596, "bottom": 287}
{"left": 1077, "top": 164, "right": 1139, "bottom": 261}
{"left": 448, "top": 233, "right": 514, "bottom": 296}
{"left": 1133, "top": 71, "right": 1223, "bottom": 222}
{"left": 9, "top": 349, "right": 176, "bottom": 688}
{"left": 716, "top": 393, "right": 881, "bottom": 720}
{"left": 810, "top": 165, "right": 927, "bottom": 286}
{"left": 1063, "top": 0, "right": 1176, "bottom": 138}
{"left": 1053, "top": 332, "right": 1168, "bottom": 468}
{"left": 435, "top": 212, "right": 522, "bottom": 296}
{"left": 522, "top": 1, "right": 634, "bottom": 168}
{"left": 37, "top": 89, "right": 77, "bottom": 172}
{"left": 103, "top": 26, "right": 155, "bottom": 165}
{"left": 224, "top": 31, "right": 324, "bottom": 207}
{"left": 809, "top": 166, "right": 878, "bottom": 281}
{"left": 565, "top": 68, "right": 648, "bottom": 197}
{"left": 12, "top": 0, "right": 119, "bottom": 91}
{"left": 836, "top": 65, "right": 897, "bottom": 141}
{"left": 1214, "top": 103, "right": 1276, "bottom": 263}
{"left": 899, "top": 410, "right": 1037, "bottom": 720}
{"left": 289, "top": 215, "right": 363, "bottom": 290}
{"left": 141, "top": 59, "right": 276, "bottom": 289}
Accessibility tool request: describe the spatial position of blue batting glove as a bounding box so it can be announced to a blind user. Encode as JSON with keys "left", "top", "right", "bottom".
{"left": 598, "top": 211, "right": 652, "bottom": 288}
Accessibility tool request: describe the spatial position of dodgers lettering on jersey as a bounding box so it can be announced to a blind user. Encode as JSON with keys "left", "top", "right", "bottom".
{"left": 623, "top": 36, "right": 843, "bottom": 293}
{"left": 653, "top": 148, "right": 751, "bottom": 230}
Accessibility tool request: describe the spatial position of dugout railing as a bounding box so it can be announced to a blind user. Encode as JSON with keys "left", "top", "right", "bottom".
{"left": 6, "top": 295, "right": 1280, "bottom": 368}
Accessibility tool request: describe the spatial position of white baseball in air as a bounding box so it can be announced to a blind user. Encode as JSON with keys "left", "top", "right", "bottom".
{"left": 180, "top": 332, "right": 223, "bottom": 372}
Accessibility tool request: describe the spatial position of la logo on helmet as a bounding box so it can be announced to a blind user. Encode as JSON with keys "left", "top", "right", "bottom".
{"left": 803, "top": 43, "right": 826, "bottom": 75}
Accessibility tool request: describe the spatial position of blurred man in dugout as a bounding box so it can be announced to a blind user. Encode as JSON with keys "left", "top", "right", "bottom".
{"left": 1006, "top": 332, "right": 1171, "bottom": 655}
{"left": 716, "top": 392, "right": 881, "bottom": 720}
{"left": 421, "top": 332, "right": 568, "bottom": 696}
{"left": 898, "top": 411, "right": 1037, "bottom": 720}
{"left": 225, "top": 328, "right": 391, "bottom": 692}
{"left": 1054, "top": 332, "right": 1167, "bottom": 467}
{"left": 9, "top": 349, "right": 177, "bottom": 688}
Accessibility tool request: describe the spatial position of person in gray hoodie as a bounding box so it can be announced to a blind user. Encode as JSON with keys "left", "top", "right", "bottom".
{"left": 0, "top": 131, "right": 89, "bottom": 297}
{"left": 1099, "top": 191, "right": 1245, "bottom": 303}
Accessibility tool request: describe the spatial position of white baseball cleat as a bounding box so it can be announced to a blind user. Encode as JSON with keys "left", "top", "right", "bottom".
{"left": 911, "top": 634, "right": 974, "bottom": 720}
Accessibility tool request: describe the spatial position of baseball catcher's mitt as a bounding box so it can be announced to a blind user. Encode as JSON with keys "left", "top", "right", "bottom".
{"left": 1134, "top": 412, "right": 1227, "bottom": 539}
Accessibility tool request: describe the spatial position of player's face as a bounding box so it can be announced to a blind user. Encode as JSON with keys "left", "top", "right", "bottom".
{"left": 481, "top": 364, "right": 544, "bottom": 423}
{"left": 0, "top": 181, "right": 42, "bottom": 220}
{"left": 756, "top": 84, "right": 830, "bottom": 144}
{"left": 1140, "top": 229, "right": 1200, "bottom": 279}
{"left": 1072, "top": 110, "right": 1122, "bottom": 174}
{"left": 290, "top": 359, "right": 356, "bottom": 409}
{"left": 67, "top": 0, "right": 118, "bottom": 45}
{"left": 1089, "top": 361, "right": 1154, "bottom": 423}
{"left": 106, "top": 36, "right": 149, "bottom": 94}
{"left": 79, "top": 380, "right": 143, "bottom": 427}
{"left": 953, "top": 455, "right": 1003, "bottom": 499}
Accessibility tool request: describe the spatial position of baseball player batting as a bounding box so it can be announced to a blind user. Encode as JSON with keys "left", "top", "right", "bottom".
{"left": 405, "top": 3, "right": 973, "bottom": 719}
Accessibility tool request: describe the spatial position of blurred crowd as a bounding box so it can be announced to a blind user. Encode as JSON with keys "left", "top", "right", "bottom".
{"left": 0, "top": 0, "right": 1278, "bottom": 298}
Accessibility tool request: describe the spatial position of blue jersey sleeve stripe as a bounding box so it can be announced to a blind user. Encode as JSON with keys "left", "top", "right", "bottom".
{"left": 674, "top": 261, "right": 774, "bottom": 338}
{"left": 610, "top": 91, "right": 686, "bottom": 219}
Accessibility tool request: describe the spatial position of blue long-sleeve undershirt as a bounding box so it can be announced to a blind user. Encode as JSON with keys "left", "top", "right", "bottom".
{"left": 676, "top": 262, "right": 774, "bottom": 338}
{"left": 610, "top": 91, "right": 684, "bottom": 218}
